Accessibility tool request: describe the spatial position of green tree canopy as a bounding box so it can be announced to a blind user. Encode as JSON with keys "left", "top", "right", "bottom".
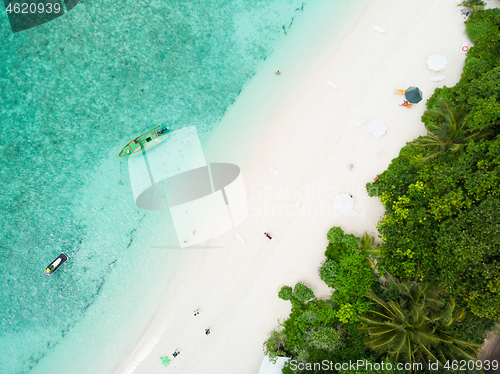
{"left": 360, "top": 274, "right": 480, "bottom": 367}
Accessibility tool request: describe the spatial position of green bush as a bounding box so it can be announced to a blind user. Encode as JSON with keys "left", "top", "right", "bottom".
{"left": 278, "top": 285, "right": 293, "bottom": 301}
{"left": 326, "top": 226, "right": 344, "bottom": 244}
{"left": 263, "top": 329, "right": 287, "bottom": 364}
{"left": 292, "top": 283, "right": 314, "bottom": 303}
{"left": 319, "top": 259, "right": 338, "bottom": 287}
{"left": 324, "top": 242, "right": 344, "bottom": 261}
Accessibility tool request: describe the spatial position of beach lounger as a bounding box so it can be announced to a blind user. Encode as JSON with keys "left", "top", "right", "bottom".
{"left": 268, "top": 167, "right": 279, "bottom": 176}
{"left": 395, "top": 89, "right": 406, "bottom": 95}
{"left": 326, "top": 81, "right": 338, "bottom": 89}
{"left": 378, "top": 146, "right": 389, "bottom": 157}
{"left": 354, "top": 116, "right": 368, "bottom": 128}
{"left": 373, "top": 26, "right": 385, "bottom": 33}
{"left": 430, "top": 75, "right": 446, "bottom": 82}
{"left": 235, "top": 233, "right": 246, "bottom": 245}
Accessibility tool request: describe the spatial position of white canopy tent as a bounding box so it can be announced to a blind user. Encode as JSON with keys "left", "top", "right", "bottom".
{"left": 333, "top": 194, "right": 356, "bottom": 216}
{"left": 258, "top": 356, "right": 290, "bottom": 374}
{"left": 426, "top": 55, "right": 448, "bottom": 72}
{"left": 366, "top": 120, "right": 387, "bottom": 138}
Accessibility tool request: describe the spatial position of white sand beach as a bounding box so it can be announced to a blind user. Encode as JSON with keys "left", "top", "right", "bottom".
{"left": 115, "top": 1, "right": 499, "bottom": 373}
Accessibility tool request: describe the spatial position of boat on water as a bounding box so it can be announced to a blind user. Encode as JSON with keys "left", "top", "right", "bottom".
{"left": 118, "top": 125, "right": 169, "bottom": 158}
{"left": 45, "top": 253, "right": 69, "bottom": 276}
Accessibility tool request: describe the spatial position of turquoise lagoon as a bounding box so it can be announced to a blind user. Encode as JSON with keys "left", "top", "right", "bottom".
{"left": 0, "top": 0, "right": 364, "bottom": 373}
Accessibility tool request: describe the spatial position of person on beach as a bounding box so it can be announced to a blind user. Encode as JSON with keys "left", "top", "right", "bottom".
{"left": 194, "top": 309, "right": 199, "bottom": 316}
{"left": 183, "top": 240, "right": 187, "bottom": 244}
{"left": 275, "top": 70, "right": 280, "bottom": 75}
{"left": 173, "top": 349, "right": 180, "bottom": 358}
{"left": 264, "top": 232, "right": 272, "bottom": 240}
{"left": 193, "top": 230, "right": 196, "bottom": 235}
{"left": 205, "top": 328, "right": 211, "bottom": 335}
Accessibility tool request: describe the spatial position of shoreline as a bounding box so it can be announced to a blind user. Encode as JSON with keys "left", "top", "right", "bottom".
{"left": 115, "top": 1, "right": 476, "bottom": 373}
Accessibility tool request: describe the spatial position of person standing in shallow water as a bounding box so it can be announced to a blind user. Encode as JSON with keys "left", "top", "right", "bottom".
{"left": 264, "top": 232, "right": 272, "bottom": 240}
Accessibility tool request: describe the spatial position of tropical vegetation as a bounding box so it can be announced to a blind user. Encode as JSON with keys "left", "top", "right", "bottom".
{"left": 264, "top": 7, "right": 499, "bottom": 373}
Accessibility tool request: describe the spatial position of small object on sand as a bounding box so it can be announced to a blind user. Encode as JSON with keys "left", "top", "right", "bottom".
{"left": 160, "top": 356, "right": 171, "bottom": 367}
{"left": 374, "top": 176, "right": 379, "bottom": 182}
{"left": 346, "top": 163, "right": 354, "bottom": 171}
{"left": 235, "top": 233, "right": 246, "bottom": 245}
{"left": 275, "top": 70, "right": 281, "bottom": 75}
{"left": 460, "top": 42, "right": 469, "bottom": 54}
{"left": 373, "top": 26, "right": 386, "bottom": 33}
{"left": 205, "top": 328, "right": 211, "bottom": 335}
{"left": 326, "top": 80, "right": 338, "bottom": 89}
{"left": 354, "top": 116, "right": 368, "bottom": 128}
{"left": 378, "top": 146, "right": 389, "bottom": 157}
{"left": 264, "top": 232, "right": 273, "bottom": 240}
{"left": 268, "top": 167, "right": 279, "bottom": 176}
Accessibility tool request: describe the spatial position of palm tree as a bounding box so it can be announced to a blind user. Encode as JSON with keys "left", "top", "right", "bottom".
{"left": 357, "top": 232, "right": 380, "bottom": 269}
{"left": 359, "top": 273, "right": 480, "bottom": 368}
{"left": 462, "top": 0, "right": 485, "bottom": 14}
{"left": 414, "top": 98, "right": 491, "bottom": 161}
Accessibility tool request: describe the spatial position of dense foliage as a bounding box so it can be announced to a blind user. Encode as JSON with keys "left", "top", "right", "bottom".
{"left": 367, "top": 9, "right": 500, "bottom": 321}
{"left": 360, "top": 274, "right": 480, "bottom": 366}
{"left": 264, "top": 9, "right": 499, "bottom": 373}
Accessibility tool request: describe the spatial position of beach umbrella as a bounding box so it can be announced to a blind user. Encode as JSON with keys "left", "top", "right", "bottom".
{"left": 426, "top": 55, "right": 448, "bottom": 72}
{"left": 366, "top": 120, "right": 387, "bottom": 138}
{"left": 333, "top": 194, "right": 356, "bottom": 216}
{"left": 405, "top": 86, "right": 423, "bottom": 104}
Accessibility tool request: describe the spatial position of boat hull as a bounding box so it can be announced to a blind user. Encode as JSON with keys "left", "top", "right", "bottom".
{"left": 45, "top": 253, "right": 69, "bottom": 276}
{"left": 118, "top": 125, "right": 169, "bottom": 158}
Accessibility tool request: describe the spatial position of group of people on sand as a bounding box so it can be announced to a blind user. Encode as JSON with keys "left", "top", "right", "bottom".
{"left": 171, "top": 309, "right": 210, "bottom": 359}
{"left": 173, "top": 230, "right": 274, "bottom": 359}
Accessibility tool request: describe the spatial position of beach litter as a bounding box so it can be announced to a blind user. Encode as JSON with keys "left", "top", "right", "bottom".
{"left": 354, "top": 116, "right": 368, "bottom": 128}
{"left": 373, "top": 26, "right": 385, "bottom": 33}
{"left": 334, "top": 194, "right": 356, "bottom": 216}
{"left": 268, "top": 167, "right": 279, "bottom": 176}
{"left": 366, "top": 120, "right": 387, "bottom": 137}
{"left": 235, "top": 233, "right": 246, "bottom": 245}
{"left": 430, "top": 75, "right": 445, "bottom": 82}
{"left": 326, "top": 81, "right": 338, "bottom": 89}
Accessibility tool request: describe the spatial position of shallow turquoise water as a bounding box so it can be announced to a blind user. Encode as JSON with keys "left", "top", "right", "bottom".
{"left": 0, "top": 1, "right": 311, "bottom": 372}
